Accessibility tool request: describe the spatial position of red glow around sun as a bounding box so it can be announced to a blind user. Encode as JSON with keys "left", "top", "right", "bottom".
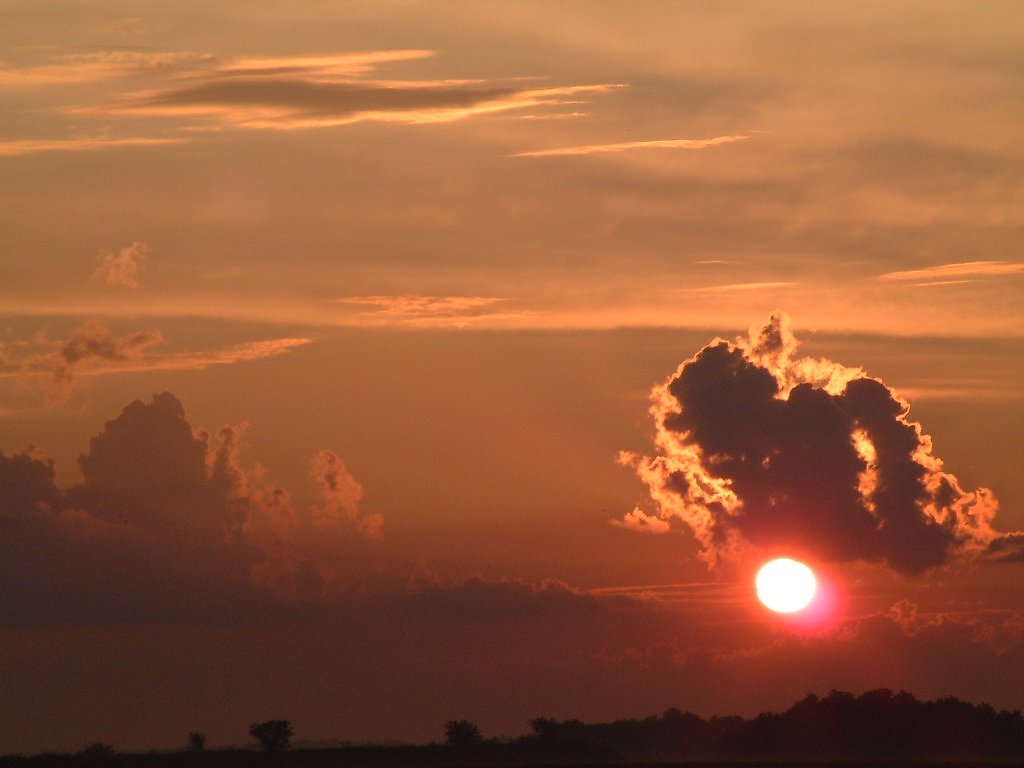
{"left": 754, "top": 557, "right": 846, "bottom": 631}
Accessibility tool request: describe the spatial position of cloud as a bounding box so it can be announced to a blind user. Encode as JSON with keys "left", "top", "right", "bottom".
{"left": 0, "top": 392, "right": 381, "bottom": 625}
{"left": 2, "top": 49, "right": 622, "bottom": 154}
{"left": 92, "top": 50, "right": 621, "bottom": 130}
{"left": 0, "top": 137, "right": 185, "bottom": 157}
{"left": 7, "top": 322, "right": 311, "bottom": 405}
{"left": 511, "top": 134, "right": 749, "bottom": 158}
{"left": 43, "top": 320, "right": 164, "bottom": 404}
{"left": 337, "top": 295, "right": 515, "bottom": 326}
{"left": 149, "top": 337, "right": 313, "bottom": 371}
{"left": 310, "top": 449, "right": 381, "bottom": 538}
{"left": 93, "top": 241, "right": 147, "bottom": 288}
{"left": 621, "top": 312, "right": 1022, "bottom": 574}
{"left": 615, "top": 507, "right": 672, "bottom": 534}
{"left": 678, "top": 281, "right": 798, "bottom": 295}
{"left": 879, "top": 261, "right": 1024, "bottom": 283}
{"left": 0, "top": 51, "right": 215, "bottom": 87}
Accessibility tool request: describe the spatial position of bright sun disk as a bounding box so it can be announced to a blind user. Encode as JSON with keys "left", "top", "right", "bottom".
{"left": 755, "top": 557, "right": 817, "bottom": 613}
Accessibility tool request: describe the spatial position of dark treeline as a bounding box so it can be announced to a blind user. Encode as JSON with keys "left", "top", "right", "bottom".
{"left": 3, "top": 689, "right": 1023, "bottom": 766}
{"left": 529, "top": 689, "right": 1024, "bottom": 761}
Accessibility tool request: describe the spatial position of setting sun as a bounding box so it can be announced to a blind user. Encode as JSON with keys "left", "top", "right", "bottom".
{"left": 756, "top": 558, "right": 817, "bottom": 613}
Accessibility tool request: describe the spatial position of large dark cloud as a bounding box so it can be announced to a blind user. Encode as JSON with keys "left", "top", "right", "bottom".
{"left": 0, "top": 392, "right": 382, "bottom": 625}
{"left": 623, "top": 312, "right": 1019, "bottom": 574}
{"left": 134, "top": 78, "right": 518, "bottom": 115}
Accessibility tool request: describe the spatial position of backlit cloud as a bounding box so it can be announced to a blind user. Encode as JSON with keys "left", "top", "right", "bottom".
{"left": 511, "top": 134, "right": 749, "bottom": 158}
{"left": 621, "top": 312, "right": 1022, "bottom": 574}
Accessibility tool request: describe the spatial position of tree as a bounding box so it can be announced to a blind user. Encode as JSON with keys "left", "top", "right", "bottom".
{"left": 445, "top": 719, "right": 483, "bottom": 745}
{"left": 188, "top": 732, "right": 206, "bottom": 752}
{"left": 79, "top": 743, "right": 116, "bottom": 766}
{"left": 249, "top": 719, "right": 294, "bottom": 752}
{"left": 530, "top": 717, "right": 562, "bottom": 741}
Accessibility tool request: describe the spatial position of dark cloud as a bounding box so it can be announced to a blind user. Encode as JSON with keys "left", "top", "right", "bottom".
{"left": 623, "top": 312, "right": 1020, "bottom": 574}
{"left": 0, "top": 392, "right": 381, "bottom": 625}
{"left": 0, "top": 449, "right": 61, "bottom": 528}
{"left": 133, "top": 78, "right": 518, "bottom": 115}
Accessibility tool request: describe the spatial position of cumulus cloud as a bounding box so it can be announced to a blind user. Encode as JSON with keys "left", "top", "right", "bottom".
{"left": 1, "top": 392, "right": 380, "bottom": 624}
{"left": 621, "top": 312, "right": 1021, "bottom": 574}
{"left": 92, "top": 241, "right": 147, "bottom": 287}
{"left": 310, "top": 449, "right": 381, "bottom": 537}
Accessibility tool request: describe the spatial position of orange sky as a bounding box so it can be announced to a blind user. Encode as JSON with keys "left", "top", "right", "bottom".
{"left": 1, "top": 0, "right": 1023, "bottom": 755}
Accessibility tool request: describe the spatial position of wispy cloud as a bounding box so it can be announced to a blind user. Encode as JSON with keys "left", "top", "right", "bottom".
{"left": 147, "top": 338, "right": 313, "bottom": 372}
{"left": 879, "top": 261, "right": 1024, "bottom": 283}
{"left": 677, "top": 281, "right": 798, "bottom": 294}
{"left": 83, "top": 50, "right": 621, "bottom": 130}
{"left": 106, "top": 80, "right": 621, "bottom": 130}
{"left": 510, "top": 134, "right": 749, "bottom": 158}
{"left": 0, "top": 137, "right": 184, "bottom": 157}
{"left": 335, "top": 295, "right": 531, "bottom": 327}
{"left": 2, "top": 49, "right": 624, "bottom": 153}
{"left": 0, "top": 51, "right": 214, "bottom": 86}
{"left": 5, "top": 322, "right": 312, "bottom": 405}
{"left": 339, "top": 295, "right": 507, "bottom": 318}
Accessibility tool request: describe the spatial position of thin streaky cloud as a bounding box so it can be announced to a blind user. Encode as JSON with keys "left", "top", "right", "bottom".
{"left": 879, "top": 261, "right": 1024, "bottom": 282}
{"left": 144, "top": 338, "right": 313, "bottom": 372}
{"left": 339, "top": 295, "right": 507, "bottom": 317}
{"left": 216, "top": 50, "right": 437, "bottom": 77}
{"left": 677, "top": 281, "right": 798, "bottom": 294}
{"left": 0, "top": 51, "right": 215, "bottom": 86}
{"left": 510, "top": 134, "right": 749, "bottom": 158}
{"left": 5, "top": 337, "right": 312, "bottom": 380}
{"left": 0, "top": 137, "right": 185, "bottom": 157}
{"left": 103, "top": 81, "right": 622, "bottom": 131}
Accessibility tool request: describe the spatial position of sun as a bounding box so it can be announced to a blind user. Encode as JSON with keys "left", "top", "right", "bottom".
{"left": 755, "top": 558, "right": 817, "bottom": 613}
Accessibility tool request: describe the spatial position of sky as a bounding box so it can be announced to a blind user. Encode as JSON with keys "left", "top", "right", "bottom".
{"left": 1, "top": 0, "right": 1023, "bottom": 755}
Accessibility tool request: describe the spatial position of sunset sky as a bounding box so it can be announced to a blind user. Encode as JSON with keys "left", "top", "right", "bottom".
{"left": 2, "top": 0, "right": 1023, "bottom": 755}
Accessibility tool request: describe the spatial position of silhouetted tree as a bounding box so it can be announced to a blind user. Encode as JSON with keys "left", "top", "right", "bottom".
{"left": 530, "top": 717, "right": 562, "bottom": 741}
{"left": 78, "top": 743, "right": 115, "bottom": 766}
{"left": 249, "top": 719, "right": 294, "bottom": 752}
{"left": 188, "top": 732, "right": 206, "bottom": 752}
{"left": 445, "top": 719, "right": 482, "bottom": 745}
